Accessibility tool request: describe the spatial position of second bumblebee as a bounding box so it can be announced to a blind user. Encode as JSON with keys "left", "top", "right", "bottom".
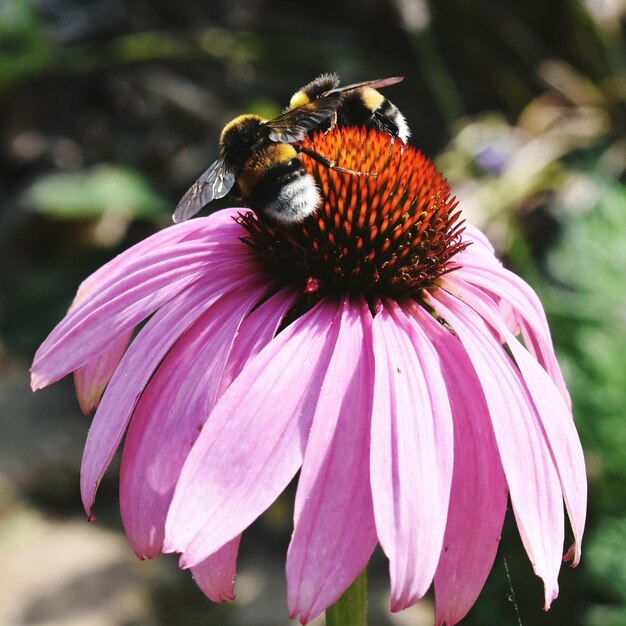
{"left": 288, "top": 73, "right": 410, "bottom": 143}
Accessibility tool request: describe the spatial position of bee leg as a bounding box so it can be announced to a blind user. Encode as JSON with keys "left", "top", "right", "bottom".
{"left": 296, "top": 145, "right": 377, "bottom": 178}
{"left": 323, "top": 112, "right": 338, "bottom": 135}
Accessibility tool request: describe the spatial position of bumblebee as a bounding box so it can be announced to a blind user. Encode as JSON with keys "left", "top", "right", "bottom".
{"left": 173, "top": 76, "right": 405, "bottom": 224}
{"left": 288, "top": 73, "right": 410, "bottom": 143}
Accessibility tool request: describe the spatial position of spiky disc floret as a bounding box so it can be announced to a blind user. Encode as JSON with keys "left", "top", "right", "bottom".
{"left": 238, "top": 127, "right": 467, "bottom": 303}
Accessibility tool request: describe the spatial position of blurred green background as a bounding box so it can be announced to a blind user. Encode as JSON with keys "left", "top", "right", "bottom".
{"left": 0, "top": 0, "right": 624, "bottom": 624}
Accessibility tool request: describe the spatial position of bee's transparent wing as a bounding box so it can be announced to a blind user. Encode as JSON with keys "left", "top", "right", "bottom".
{"left": 267, "top": 95, "right": 341, "bottom": 143}
{"left": 172, "top": 158, "right": 235, "bottom": 223}
{"left": 325, "top": 76, "right": 404, "bottom": 96}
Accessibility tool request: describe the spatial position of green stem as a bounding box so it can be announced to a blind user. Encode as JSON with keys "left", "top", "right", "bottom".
{"left": 325, "top": 568, "right": 368, "bottom": 626}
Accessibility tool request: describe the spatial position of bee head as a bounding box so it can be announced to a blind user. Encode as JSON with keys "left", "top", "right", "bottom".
{"left": 219, "top": 114, "right": 266, "bottom": 167}
{"left": 220, "top": 114, "right": 265, "bottom": 145}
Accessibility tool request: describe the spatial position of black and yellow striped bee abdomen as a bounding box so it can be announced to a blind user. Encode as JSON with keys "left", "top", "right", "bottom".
{"left": 339, "top": 89, "right": 408, "bottom": 140}
{"left": 240, "top": 144, "right": 320, "bottom": 224}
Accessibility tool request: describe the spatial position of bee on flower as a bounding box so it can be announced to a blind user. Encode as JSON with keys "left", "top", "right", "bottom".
{"left": 31, "top": 75, "right": 586, "bottom": 626}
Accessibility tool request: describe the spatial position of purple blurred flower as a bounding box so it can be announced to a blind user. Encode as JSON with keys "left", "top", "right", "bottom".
{"left": 31, "top": 127, "right": 586, "bottom": 625}
{"left": 475, "top": 144, "right": 509, "bottom": 173}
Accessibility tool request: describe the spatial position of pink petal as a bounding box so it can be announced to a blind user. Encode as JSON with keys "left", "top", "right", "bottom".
{"left": 119, "top": 281, "right": 268, "bottom": 557}
{"left": 443, "top": 276, "right": 586, "bottom": 566}
{"left": 407, "top": 306, "right": 507, "bottom": 626}
{"left": 218, "top": 287, "right": 299, "bottom": 395}
{"left": 426, "top": 289, "right": 564, "bottom": 610}
{"left": 287, "top": 298, "right": 377, "bottom": 624}
{"left": 164, "top": 298, "right": 343, "bottom": 566}
{"left": 65, "top": 215, "right": 247, "bottom": 412}
{"left": 31, "top": 243, "right": 256, "bottom": 389}
{"left": 80, "top": 268, "right": 265, "bottom": 518}
{"left": 191, "top": 536, "right": 241, "bottom": 602}
{"left": 73, "top": 211, "right": 243, "bottom": 302}
{"left": 461, "top": 224, "right": 496, "bottom": 255}
{"left": 73, "top": 331, "right": 132, "bottom": 414}
{"left": 455, "top": 263, "right": 549, "bottom": 336}
{"left": 370, "top": 300, "right": 454, "bottom": 611}
{"left": 454, "top": 261, "right": 569, "bottom": 404}
{"left": 499, "top": 298, "right": 521, "bottom": 335}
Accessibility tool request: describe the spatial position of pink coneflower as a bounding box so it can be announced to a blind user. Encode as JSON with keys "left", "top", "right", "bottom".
{"left": 31, "top": 127, "right": 586, "bottom": 625}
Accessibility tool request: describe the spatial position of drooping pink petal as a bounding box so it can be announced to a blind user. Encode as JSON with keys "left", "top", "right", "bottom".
{"left": 370, "top": 300, "right": 454, "bottom": 611}
{"left": 287, "top": 298, "right": 377, "bottom": 624}
{"left": 460, "top": 224, "right": 496, "bottom": 255}
{"left": 70, "top": 215, "right": 287, "bottom": 416}
{"left": 164, "top": 298, "right": 343, "bottom": 566}
{"left": 426, "top": 289, "right": 564, "bottom": 610}
{"left": 519, "top": 318, "right": 571, "bottom": 408}
{"left": 190, "top": 536, "right": 241, "bottom": 603}
{"left": 73, "top": 210, "right": 247, "bottom": 304}
{"left": 456, "top": 263, "right": 548, "bottom": 334}
{"left": 119, "top": 280, "right": 269, "bottom": 557}
{"left": 453, "top": 261, "right": 569, "bottom": 403}
{"left": 69, "top": 261, "right": 134, "bottom": 415}
{"left": 68, "top": 220, "right": 240, "bottom": 413}
{"left": 80, "top": 266, "right": 264, "bottom": 518}
{"left": 160, "top": 292, "right": 291, "bottom": 559}
{"left": 499, "top": 298, "right": 521, "bottom": 335}
{"left": 31, "top": 243, "right": 256, "bottom": 389}
{"left": 32, "top": 210, "right": 250, "bottom": 392}
{"left": 405, "top": 305, "right": 507, "bottom": 626}
{"left": 443, "top": 276, "right": 586, "bottom": 565}
{"left": 73, "top": 331, "right": 132, "bottom": 414}
{"left": 218, "top": 287, "right": 299, "bottom": 395}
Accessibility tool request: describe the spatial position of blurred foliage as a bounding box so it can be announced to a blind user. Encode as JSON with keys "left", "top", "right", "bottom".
{"left": 542, "top": 162, "right": 626, "bottom": 626}
{"left": 585, "top": 515, "right": 626, "bottom": 626}
{"left": 25, "top": 165, "right": 167, "bottom": 219}
{"left": 1, "top": 0, "right": 625, "bottom": 624}
{"left": 0, "top": 0, "right": 51, "bottom": 91}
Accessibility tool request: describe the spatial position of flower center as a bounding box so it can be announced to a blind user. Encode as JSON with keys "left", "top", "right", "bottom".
{"left": 238, "top": 127, "right": 467, "bottom": 304}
